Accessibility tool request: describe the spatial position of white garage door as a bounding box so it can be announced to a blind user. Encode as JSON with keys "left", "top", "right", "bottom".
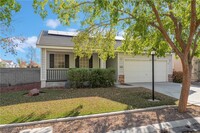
{"left": 124, "top": 59, "right": 167, "bottom": 83}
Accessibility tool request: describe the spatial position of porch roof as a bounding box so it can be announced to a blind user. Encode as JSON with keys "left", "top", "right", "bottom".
{"left": 36, "top": 31, "right": 122, "bottom": 48}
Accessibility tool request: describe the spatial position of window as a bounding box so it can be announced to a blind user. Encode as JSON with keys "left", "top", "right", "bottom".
{"left": 49, "top": 54, "right": 69, "bottom": 68}
{"left": 75, "top": 56, "right": 93, "bottom": 68}
{"left": 54, "top": 54, "right": 65, "bottom": 68}
{"left": 79, "top": 57, "right": 89, "bottom": 68}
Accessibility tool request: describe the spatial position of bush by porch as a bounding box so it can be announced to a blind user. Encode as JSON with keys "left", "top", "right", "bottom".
{"left": 67, "top": 68, "right": 115, "bottom": 88}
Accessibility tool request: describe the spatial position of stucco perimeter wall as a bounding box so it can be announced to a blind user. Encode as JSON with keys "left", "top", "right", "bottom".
{"left": 173, "top": 57, "right": 183, "bottom": 72}
{"left": 173, "top": 55, "right": 200, "bottom": 82}
{"left": 0, "top": 68, "right": 40, "bottom": 86}
{"left": 191, "top": 58, "right": 200, "bottom": 81}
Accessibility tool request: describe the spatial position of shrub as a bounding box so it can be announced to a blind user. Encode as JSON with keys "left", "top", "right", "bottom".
{"left": 90, "top": 68, "right": 115, "bottom": 87}
{"left": 67, "top": 68, "right": 115, "bottom": 88}
{"left": 172, "top": 71, "right": 183, "bottom": 83}
{"left": 67, "top": 68, "right": 90, "bottom": 88}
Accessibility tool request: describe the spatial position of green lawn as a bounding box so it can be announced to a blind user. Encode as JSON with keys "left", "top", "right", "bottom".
{"left": 0, "top": 87, "right": 177, "bottom": 124}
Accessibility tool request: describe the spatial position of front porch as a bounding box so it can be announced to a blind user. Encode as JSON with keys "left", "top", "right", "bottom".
{"left": 47, "top": 68, "right": 68, "bottom": 82}
{"left": 40, "top": 48, "right": 108, "bottom": 88}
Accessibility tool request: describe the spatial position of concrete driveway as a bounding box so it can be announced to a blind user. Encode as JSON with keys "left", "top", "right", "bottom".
{"left": 121, "top": 82, "right": 200, "bottom": 106}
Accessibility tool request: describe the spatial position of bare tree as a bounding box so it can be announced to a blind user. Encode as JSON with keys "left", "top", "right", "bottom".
{"left": 26, "top": 46, "right": 36, "bottom": 68}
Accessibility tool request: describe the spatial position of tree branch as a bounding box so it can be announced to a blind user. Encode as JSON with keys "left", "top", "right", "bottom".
{"left": 168, "top": 3, "right": 185, "bottom": 50}
{"left": 115, "top": 8, "right": 136, "bottom": 19}
{"left": 72, "top": 1, "right": 94, "bottom": 8}
{"left": 196, "top": 19, "right": 200, "bottom": 30}
{"left": 150, "top": 22, "right": 160, "bottom": 30}
{"left": 146, "top": 0, "right": 182, "bottom": 58}
{"left": 86, "top": 17, "right": 132, "bottom": 33}
{"left": 186, "top": 0, "right": 197, "bottom": 57}
{"left": 191, "top": 30, "right": 200, "bottom": 59}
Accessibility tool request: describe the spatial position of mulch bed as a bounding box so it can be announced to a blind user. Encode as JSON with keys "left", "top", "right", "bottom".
{"left": 0, "top": 105, "right": 200, "bottom": 133}
{"left": 0, "top": 82, "right": 41, "bottom": 93}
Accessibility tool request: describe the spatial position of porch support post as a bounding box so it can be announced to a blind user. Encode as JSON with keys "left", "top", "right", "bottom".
{"left": 41, "top": 48, "right": 47, "bottom": 88}
{"left": 100, "top": 59, "right": 106, "bottom": 68}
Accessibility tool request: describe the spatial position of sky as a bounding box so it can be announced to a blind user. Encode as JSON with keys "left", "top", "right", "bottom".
{"left": 0, "top": 0, "right": 81, "bottom": 64}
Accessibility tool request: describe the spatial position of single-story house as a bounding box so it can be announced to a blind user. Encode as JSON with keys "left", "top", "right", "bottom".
{"left": 36, "top": 30, "right": 173, "bottom": 88}
{"left": 0, "top": 58, "right": 18, "bottom": 68}
{"left": 173, "top": 56, "right": 200, "bottom": 82}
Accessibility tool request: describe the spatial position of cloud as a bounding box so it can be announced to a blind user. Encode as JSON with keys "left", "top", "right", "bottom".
{"left": 46, "top": 19, "right": 60, "bottom": 29}
{"left": 15, "top": 36, "right": 37, "bottom": 53}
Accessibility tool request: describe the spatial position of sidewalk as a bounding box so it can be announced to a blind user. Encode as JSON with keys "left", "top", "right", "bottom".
{"left": 18, "top": 117, "right": 200, "bottom": 133}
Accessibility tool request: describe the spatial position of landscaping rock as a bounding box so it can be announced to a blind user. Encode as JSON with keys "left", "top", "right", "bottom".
{"left": 28, "top": 88, "right": 39, "bottom": 96}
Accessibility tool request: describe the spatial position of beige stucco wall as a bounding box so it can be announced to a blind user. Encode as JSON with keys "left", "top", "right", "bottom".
{"left": 173, "top": 55, "right": 200, "bottom": 82}
{"left": 173, "top": 57, "right": 183, "bottom": 72}
{"left": 93, "top": 53, "right": 99, "bottom": 68}
{"left": 191, "top": 57, "right": 200, "bottom": 81}
{"left": 106, "top": 54, "right": 118, "bottom": 80}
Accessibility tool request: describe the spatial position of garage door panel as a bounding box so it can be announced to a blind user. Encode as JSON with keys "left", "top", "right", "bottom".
{"left": 124, "top": 59, "right": 167, "bottom": 83}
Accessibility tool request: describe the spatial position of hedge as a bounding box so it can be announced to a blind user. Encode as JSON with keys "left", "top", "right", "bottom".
{"left": 172, "top": 71, "right": 183, "bottom": 83}
{"left": 67, "top": 68, "right": 115, "bottom": 88}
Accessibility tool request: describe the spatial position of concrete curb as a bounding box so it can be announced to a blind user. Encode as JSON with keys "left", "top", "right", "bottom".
{"left": 108, "top": 117, "right": 200, "bottom": 133}
{"left": 0, "top": 105, "right": 177, "bottom": 128}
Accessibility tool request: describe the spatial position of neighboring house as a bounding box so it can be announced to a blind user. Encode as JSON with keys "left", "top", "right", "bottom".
{"left": 27, "top": 61, "right": 40, "bottom": 68}
{"left": 18, "top": 61, "right": 27, "bottom": 68}
{"left": 173, "top": 56, "right": 200, "bottom": 82}
{"left": 37, "top": 30, "right": 173, "bottom": 88}
{"left": 0, "top": 58, "right": 17, "bottom": 68}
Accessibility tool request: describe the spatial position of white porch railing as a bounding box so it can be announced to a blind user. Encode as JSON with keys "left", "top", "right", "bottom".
{"left": 46, "top": 68, "right": 68, "bottom": 81}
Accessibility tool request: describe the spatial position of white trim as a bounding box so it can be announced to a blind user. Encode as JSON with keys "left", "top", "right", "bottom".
{"left": 117, "top": 53, "right": 119, "bottom": 82}
{"left": 44, "top": 49, "right": 47, "bottom": 81}
{"left": 40, "top": 49, "right": 42, "bottom": 80}
{"left": 40, "top": 48, "right": 47, "bottom": 81}
{"left": 46, "top": 49, "right": 73, "bottom": 52}
{"left": 37, "top": 45, "right": 74, "bottom": 49}
{"left": 36, "top": 31, "right": 43, "bottom": 45}
{"left": 48, "top": 30, "right": 78, "bottom": 36}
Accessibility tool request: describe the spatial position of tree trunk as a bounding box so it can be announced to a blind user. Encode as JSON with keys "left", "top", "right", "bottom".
{"left": 178, "top": 59, "right": 192, "bottom": 113}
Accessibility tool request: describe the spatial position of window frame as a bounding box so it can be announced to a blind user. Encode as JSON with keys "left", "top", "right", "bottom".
{"left": 49, "top": 53, "right": 69, "bottom": 68}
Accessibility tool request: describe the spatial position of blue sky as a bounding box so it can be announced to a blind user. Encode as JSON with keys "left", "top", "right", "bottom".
{"left": 0, "top": 0, "right": 80, "bottom": 64}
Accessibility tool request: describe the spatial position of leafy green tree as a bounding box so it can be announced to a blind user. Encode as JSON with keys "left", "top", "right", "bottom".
{"left": 0, "top": 0, "right": 21, "bottom": 27}
{"left": 0, "top": 0, "right": 23, "bottom": 55}
{"left": 0, "top": 62, "right": 6, "bottom": 68}
{"left": 33, "top": 0, "right": 199, "bottom": 112}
